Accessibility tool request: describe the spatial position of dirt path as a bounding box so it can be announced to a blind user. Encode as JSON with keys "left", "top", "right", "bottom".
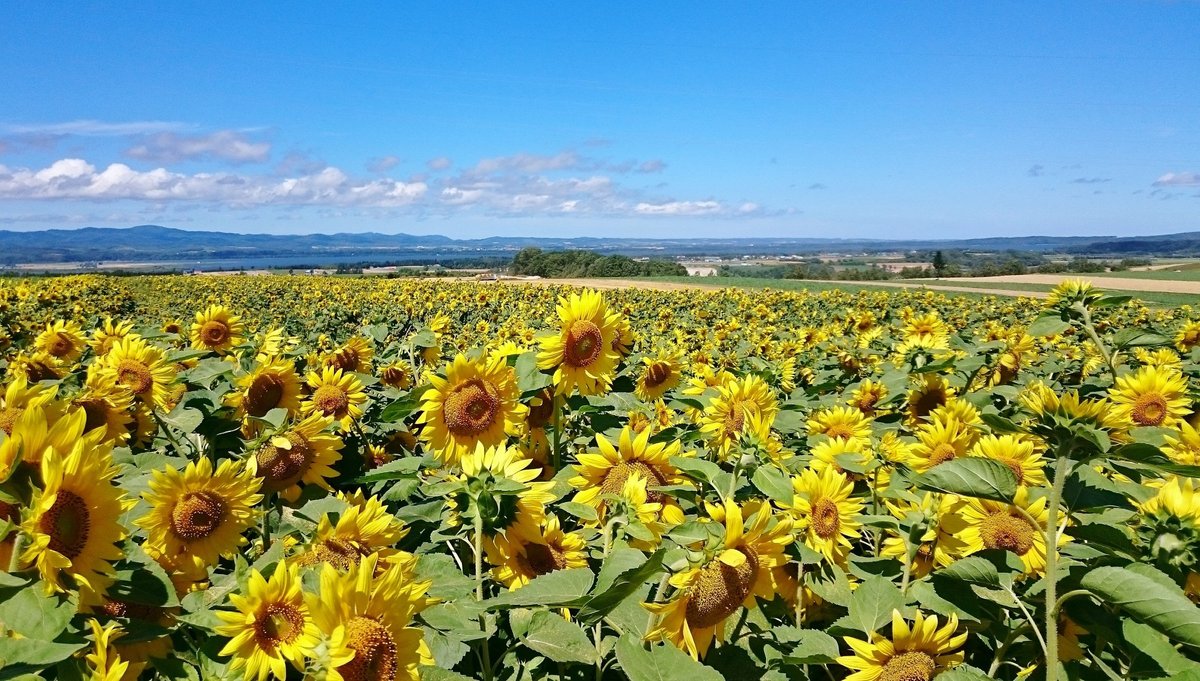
{"left": 927, "top": 274, "right": 1200, "bottom": 295}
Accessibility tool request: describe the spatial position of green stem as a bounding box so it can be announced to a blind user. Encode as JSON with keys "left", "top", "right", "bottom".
{"left": 551, "top": 403, "right": 562, "bottom": 474}
{"left": 1052, "top": 589, "right": 1090, "bottom": 617}
{"left": 987, "top": 624, "right": 1031, "bottom": 677}
{"left": 1006, "top": 585, "right": 1048, "bottom": 656}
{"left": 260, "top": 493, "right": 274, "bottom": 552}
{"left": 474, "top": 512, "right": 494, "bottom": 681}
{"left": 899, "top": 535, "right": 913, "bottom": 594}
{"left": 643, "top": 572, "right": 672, "bottom": 644}
{"left": 7, "top": 531, "right": 26, "bottom": 573}
{"left": 1077, "top": 306, "right": 1117, "bottom": 382}
{"left": 794, "top": 562, "right": 805, "bottom": 623}
{"left": 1044, "top": 453, "right": 1071, "bottom": 681}
{"left": 595, "top": 519, "right": 618, "bottom": 681}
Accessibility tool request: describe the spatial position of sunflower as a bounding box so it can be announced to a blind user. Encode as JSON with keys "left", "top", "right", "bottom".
{"left": 294, "top": 490, "right": 409, "bottom": 570}
{"left": 417, "top": 353, "right": 523, "bottom": 465}
{"left": 86, "top": 619, "right": 131, "bottom": 681}
{"left": 635, "top": 351, "right": 683, "bottom": 402}
{"left": 837, "top": 609, "right": 967, "bottom": 681}
{"left": 138, "top": 457, "right": 263, "bottom": 579}
{"left": 248, "top": 414, "right": 343, "bottom": 498}
{"left": 1046, "top": 278, "right": 1102, "bottom": 307}
{"left": 1176, "top": 321, "right": 1200, "bottom": 352}
{"left": 71, "top": 367, "right": 134, "bottom": 444}
{"left": 1109, "top": 365, "right": 1191, "bottom": 429}
{"left": 98, "top": 337, "right": 178, "bottom": 409}
{"left": 808, "top": 405, "right": 873, "bottom": 441}
{"left": 906, "top": 374, "right": 955, "bottom": 422}
{"left": 909, "top": 417, "right": 975, "bottom": 472}
{"left": 487, "top": 513, "right": 588, "bottom": 589}
{"left": 645, "top": 499, "right": 793, "bottom": 659}
{"left": 1, "top": 401, "right": 93, "bottom": 471}
{"left": 215, "top": 562, "right": 322, "bottom": 681}
{"left": 968, "top": 434, "right": 1047, "bottom": 487}
{"left": 880, "top": 494, "right": 970, "bottom": 579}
{"left": 227, "top": 357, "right": 303, "bottom": 431}
{"left": 810, "top": 437, "right": 871, "bottom": 476}
{"left": 301, "top": 367, "right": 366, "bottom": 431}
{"left": 788, "top": 466, "right": 864, "bottom": 566}
{"left": 310, "top": 553, "right": 432, "bottom": 681}
{"left": 699, "top": 374, "right": 778, "bottom": 458}
{"left": 958, "top": 486, "right": 1067, "bottom": 576}
{"left": 1165, "top": 422, "right": 1200, "bottom": 466}
{"left": 378, "top": 362, "right": 414, "bottom": 389}
{"left": 903, "top": 312, "right": 949, "bottom": 341}
{"left": 324, "top": 336, "right": 374, "bottom": 373}
{"left": 19, "top": 439, "right": 132, "bottom": 595}
{"left": 35, "top": 319, "right": 87, "bottom": 363}
{"left": 536, "top": 289, "right": 622, "bottom": 396}
{"left": 848, "top": 379, "right": 888, "bottom": 415}
{"left": 89, "top": 318, "right": 137, "bottom": 357}
{"left": 570, "top": 426, "right": 686, "bottom": 525}
{"left": 455, "top": 443, "right": 557, "bottom": 535}
{"left": 0, "top": 374, "right": 56, "bottom": 435}
{"left": 191, "top": 304, "right": 245, "bottom": 354}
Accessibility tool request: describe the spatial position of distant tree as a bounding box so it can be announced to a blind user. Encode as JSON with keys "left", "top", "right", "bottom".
{"left": 932, "top": 250, "right": 947, "bottom": 278}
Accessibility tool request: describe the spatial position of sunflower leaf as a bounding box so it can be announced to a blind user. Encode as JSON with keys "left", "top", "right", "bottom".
{"left": 577, "top": 548, "right": 665, "bottom": 624}
{"left": 841, "top": 576, "right": 907, "bottom": 636}
{"left": 1081, "top": 565, "right": 1200, "bottom": 649}
{"left": 615, "top": 635, "right": 723, "bottom": 681}
{"left": 520, "top": 610, "right": 598, "bottom": 664}
{"left": 913, "top": 458, "right": 1017, "bottom": 502}
{"left": 751, "top": 465, "right": 793, "bottom": 505}
{"left": 486, "top": 567, "right": 594, "bottom": 610}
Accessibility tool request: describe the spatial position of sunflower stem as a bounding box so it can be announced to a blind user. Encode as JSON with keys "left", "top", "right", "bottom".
{"left": 793, "top": 562, "right": 805, "bottom": 623}
{"left": 643, "top": 572, "right": 672, "bottom": 647}
{"left": 551, "top": 403, "right": 562, "bottom": 474}
{"left": 899, "top": 535, "right": 913, "bottom": 594}
{"left": 987, "top": 623, "right": 1031, "bottom": 677}
{"left": 1043, "top": 453, "right": 1072, "bottom": 681}
{"left": 473, "top": 511, "right": 494, "bottom": 681}
{"left": 1077, "top": 305, "right": 1117, "bottom": 382}
{"left": 260, "top": 493, "right": 273, "bottom": 553}
{"left": 7, "top": 531, "right": 26, "bottom": 573}
{"left": 1052, "top": 589, "right": 1090, "bottom": 617}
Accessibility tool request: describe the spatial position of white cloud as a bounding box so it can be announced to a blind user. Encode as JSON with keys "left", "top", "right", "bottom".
{"left": 1154, "top": 172, "right": 1200, "bottom": 187}
{"left": 634, "top": 200, "right": 723, "bottom": 216}
{"left": 125, "top": 130, "right": 271, "bottom": 164}
{"left": 1, "top": 120, "right": 190, "bottom": 136}
{"left": 0, "top": 159, "right": 425, "bottom": 207}
{"left": 368, "top": 155, "right": 401, "bottom": 173}
{"left": 426, "top": 156, "right": 453, "bottom": 171}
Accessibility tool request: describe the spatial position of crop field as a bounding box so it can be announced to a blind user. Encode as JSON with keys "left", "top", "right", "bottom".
{"left": 3, "top": 274, "right": 1200, "bottom": 680}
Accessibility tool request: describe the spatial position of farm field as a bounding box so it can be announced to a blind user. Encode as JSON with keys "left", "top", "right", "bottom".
{"left": 2, "top": 274, "right": 1200, "bottom": 679}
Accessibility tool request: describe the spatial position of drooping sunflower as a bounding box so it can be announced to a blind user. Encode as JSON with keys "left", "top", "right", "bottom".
{"left": 570, "top": 426, "right": 687, "bottom": 525}
{"left": 248, "top": 414, "right": 343, "bottom": 498}
{"left": 0, "top": 374, "right": 57, "bottom": 435}
{"left": 294, "top": 490, "right": 409, "bottom": 570}
{"left": 881, "top": 493, "right": 970, "bottom": 579}
{"left": 301, "top": 367, "right": 366, "bottom": 431}
{"left": 1176, "top": 321, "right": 1200, "bottom": 353}
{"left": 138, "top": 457, "right": 263, "bottom": 579}
{"left": 324, "top": 336, "right": 374, "bottom": 373}
{"left": 378, "top": 361, "right": 414, "bottom": 389}
{"left": 215, "top": 562, "right": 322, "bottom": 681}
{"left": 417, "top": 353, "right": 523, "bottom": 465}
{"left": 536, "top": 289, "right": 622, "bottom": 396}
{"left": 699, "top": 374, "right": 778, "bottom": 458}
{"left": 848, "top": 379, "right": 888, "bottom": 415}
{"left": 645, "top": 499, "right": 793, "bottom": 659}
{"left": 1, "top": 401, "right": 92, "bottom": 470}
{"left": 635, "top": 351, "right": 683, "bottom": 402}
{"left": 1109, "top": 365, "right": 1191, "bottom": 429}
{"left": 968, "top": 434, "right": 1047, "bottom": 487}
{"left": 310, "top": 553, "right": 433, "bottom": 681}
{"left": 810, "top": 437, "right": 872, "bottom": 477}
{"left": 788, "top": 466, "right": 864, "bottom": 566}
{"left": 190, "top": 304, "right": 245, "bottom": 354}
{"left": 906, "top": 374, "right": 955, "bottom": 423}
{"left": 454, "top": 443, "right": 556, "bottom": 535}
{"left": 487, "top": 513, "right": 588, "bottom": 589}
{"left": 89, "top": 317, "right": 137, "bottom": 357}
{"left": 20, "top": 439, "right": 132, "bottom": 595}
{"left": 1165, "top": 422, "right": 1200, "bottom": 466}
{"left": 71, "top": 367, "right": 134, "bottom": 444}
{"left": 98, "top": 336, "right": 178, "bottom": 409}
{"left": 35, "top": 319, "right": 87, "bottom": 363}
{"left": 227, "top": 357, "right": 303, "bottom": 432}
{"left": 909, "top": 417, "right": 975, "bottom": 472}
{"left": 837, "top": 609, "right": 967, "bottom": 681}
{"left": 958, "top": 486, "right": 1067, "bottom": 576}
{"left": 807, "top": 405, "right": 873, "bottom": 441}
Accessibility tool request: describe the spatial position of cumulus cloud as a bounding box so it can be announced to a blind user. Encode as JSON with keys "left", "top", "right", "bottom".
{"left": 368, "top": 155, "right": 401, "bottom": 173}
{"left": 0, "top": 159, "right": 425, "bottom": 207}
{"left": 125, "top": 130, "right": 271, "bottom": 164}
{"left": 634, "top": 200, "right": 723, "bottom": 216}
{"left": 1154, "top": 172, "right": 1200, "bottom": 187}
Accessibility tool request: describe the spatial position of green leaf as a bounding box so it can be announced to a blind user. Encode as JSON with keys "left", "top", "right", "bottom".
{"left": 777, "top": 628, "right": 840, "bottom": 664}
{"left": 1082, "top": 566, "right": 1200, "bottom": 648}
{"left": 1027, "top": 313, "right": 1070, "bottom": 337}
{"left": 516, "top": 351, "right": 551, "bottom": 393}
{"left": 843, "top": 576, "right": 907, "bottom": 636}
{"left": 351, "top": 455, "right": 426, "bottom": 483}
{"left": 937, "top": 667, "right": 996, "bottom": 681}
{"left": 0, "top": 587, "right": 74, "bottom": 640}
{"left": 913, "top": 458, "right": 1017, "bottom": 502}
{"left": 0, "top": 638, "right": 86, "bottom": 668}
{"left": 415, "top": 554, "right": 476, "bottom": 601}
{"left": 578, "top": 548, "right": 665, "bottom": 624}
{"left": 614, "top": 634, "right": 723, "bottom": 681}
{"left": 421, "top": 668, "right": 476, "bottom": 681}
{"left": 486, "top": 567, "right": 594, "bottom": 609}
{"left": 162, "top": 406, "right": 204, "bottom": 434}
{"left": 1124, "top": 620, "right": 1196, "bottom": 677}
{"left": 751, "top": 465, "right": 794, "bottom": 505}
{"left": 1113, "top": 443, "right": 1200, "bottom": 478}
{"left": 380, "top": 390, "right": 423, "bottom": 422}
{"left": 670, "top": 456, "right": 724, "bottom": 485}
{"left": 520, "top": 610, "right": 598, "bottom": 664}
{"left": 937, "top": 552, "right": 1024, "bottom": 588}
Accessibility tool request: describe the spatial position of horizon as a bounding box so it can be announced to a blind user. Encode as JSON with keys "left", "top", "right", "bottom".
{"left": 2, "top": 3, "right": 1199, "bottom": 239}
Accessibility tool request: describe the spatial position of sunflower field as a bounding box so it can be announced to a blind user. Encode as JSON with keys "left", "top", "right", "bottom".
{"left": 3, "top": 274, "right": 1200, "bottom": 681}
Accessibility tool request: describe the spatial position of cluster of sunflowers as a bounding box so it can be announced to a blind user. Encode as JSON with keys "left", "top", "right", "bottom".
{"left": 2, "top": 274, "right": 1200, "bottom": 681}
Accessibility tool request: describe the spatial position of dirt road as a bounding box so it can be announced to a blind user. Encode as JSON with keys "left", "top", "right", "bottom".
{"left": 929, "top": 274, "right": 1200, "bottom": 295}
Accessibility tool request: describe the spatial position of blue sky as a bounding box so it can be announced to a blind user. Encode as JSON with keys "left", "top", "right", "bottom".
{"left": 1, "top": 2, "right": 1197, "bottom": 238}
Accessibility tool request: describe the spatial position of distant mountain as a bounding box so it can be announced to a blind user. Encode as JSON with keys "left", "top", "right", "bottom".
{"left": 0, "top": 224, "right": 1196, "bottom": 268}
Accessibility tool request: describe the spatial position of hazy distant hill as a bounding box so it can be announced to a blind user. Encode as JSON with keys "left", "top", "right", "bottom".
{"left": 0, "top": 224, "right": 1196, "bottom": 266}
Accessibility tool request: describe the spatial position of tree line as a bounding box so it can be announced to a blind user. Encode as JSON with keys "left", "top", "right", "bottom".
{"left": 509, "top": 248, "right": 687, "bottom": 278}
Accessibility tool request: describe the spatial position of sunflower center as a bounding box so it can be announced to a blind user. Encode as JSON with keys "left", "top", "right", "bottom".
{"left": 170, "top": 491, "right": 226, "bottom": 541}
{"left": 980, "top": 511, "right": 1036, "bottom": 555}
{"left": 526, "top": 389, "right": 555, "bottom": 429}
{"left": 928, "top": 443, "right": 958, "bottom": 466}
{"left": 443, "top": 378, "right": 500, "bottom": 437}
{"left": 98, "top": 598, "right": 162, "bottom": 621}
{"left": 1132, "top": 392, "right": 1169, "bottom": 426}
{"left": 245, "top": 373, "right": 286, "bottom": 417}
{"left": 644, "top": 362, "right": 672, "bottom": 388}
{"left": 825, "top": 423, "right": 856, "bottom": 440}
{"left": 685, "top": 548, "right": 760, "bottom": 629}
{"left": 76, "top": 399, "right": 110, "bottom": 433}
{"left": 0, "top": 406, "right": 24, "bottom": 435}
{"left": 723, "top": 407, "right": 746, "bottom": 437}
{"left": 522, "top": 541, "right": 570, "bottom": 576}
{"left": 39, "top": 490, "right": 90, "bottom": 559}
{"left": 256, "top": 433, "right": 315, "bottom": 490}
{"left": 912, "top": 389, "right": 946, "bottom": 420}
{"left": 600, "top": 460, "right": 668, "bottom": 503}
{"left": 380, "top": 365, "right": 409, "bottom": 388}
{"left": 254, "top": 603, "right": 305, "bottom": 650}
{"left": 564, "top": 320, "right": 603, "bottom": 368}
{"left": 47, "top": 333, "right": 73, "bottom": 358}
{"left": 306, "top": 538, "right": 364, "bottom": 570}
{"left": 329, "top": 347, "right": 361, "bottom": 372}
{"left": 200, "top": 320, "right": 230, "bottom": 347}
{"left": 312, "top": 385, "right": 349, "bottom": 417}
{"left": 811, "top": 498, "right": 841, "bottom": 540}
{"left": 340, "top": 616, "right": 398, "bottom": 681}
{"left": 1001, "top": 459, "right": 1025, "bottom": 485}
{"left": 116, "top": 359, "right": 154, "bottom": 395}
{"left": 879, "top": 651, "right": 937, "bottom": 681}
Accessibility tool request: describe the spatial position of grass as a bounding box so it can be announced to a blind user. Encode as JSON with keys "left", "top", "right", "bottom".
{"left": 1085, "top": 267, "right": 1200, "bottom": 281}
